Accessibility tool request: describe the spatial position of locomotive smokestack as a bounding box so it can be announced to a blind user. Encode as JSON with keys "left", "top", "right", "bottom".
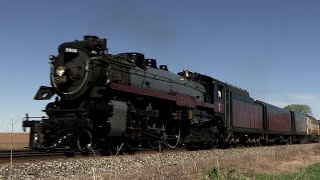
{"left": 83, "top": 35, "right": 107, "bottom": 52}
{"left": 83, "top": 35, "right": 99, "bottom": 41}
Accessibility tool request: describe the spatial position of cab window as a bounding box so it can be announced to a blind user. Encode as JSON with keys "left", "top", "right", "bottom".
{"left": 218, "top": 86, "right": 224, "bottom": 99}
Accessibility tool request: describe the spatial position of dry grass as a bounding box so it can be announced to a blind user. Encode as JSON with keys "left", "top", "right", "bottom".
{"left": 204, "top": 145, "right": 320, "bottom": 179}
{"left": 0, "top": 133, "right": 29, "bottom": 150}
{"left": 96, "top": 144, "right": 320, "bottom": 180}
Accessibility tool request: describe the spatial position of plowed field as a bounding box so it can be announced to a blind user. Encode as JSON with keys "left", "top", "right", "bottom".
{"left": 0, "top": 133, "right": 29, "bottom": 150}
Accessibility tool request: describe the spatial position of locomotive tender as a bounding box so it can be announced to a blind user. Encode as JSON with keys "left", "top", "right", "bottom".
{"left": 23, "top": 35, "right": 319, "bottom": 153}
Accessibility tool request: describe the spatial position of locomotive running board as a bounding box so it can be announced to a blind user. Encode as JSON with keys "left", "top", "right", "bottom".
{"left": 34, "top": 86, "right": 55, "bottom": 100}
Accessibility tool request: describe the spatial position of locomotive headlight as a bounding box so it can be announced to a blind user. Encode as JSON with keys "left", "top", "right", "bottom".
{"left": 56, "top": 66, "right": 66, "bottom": 76}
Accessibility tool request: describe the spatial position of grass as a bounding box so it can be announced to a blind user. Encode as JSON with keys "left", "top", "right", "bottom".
{"left": 201, "top": 165, "right": 248, "bottom": 180}
{"left": 200, "top": 144, "right": 320, "bottom": 180}
{"left": 112, "top": 144, "right": 320, "bottom": 180}
{"left": 254, "top": 163, "right": 320, "bottom": 180}
{"left": 202, "top": 163, "right": 320, "bottom": 180}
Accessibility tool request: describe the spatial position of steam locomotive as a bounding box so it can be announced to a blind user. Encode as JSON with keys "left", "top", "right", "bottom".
{"left": 23, "top": 35, "right": 319, "bottom": 153}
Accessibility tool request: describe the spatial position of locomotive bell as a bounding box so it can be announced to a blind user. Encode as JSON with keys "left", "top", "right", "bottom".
{"left": 183, "top": 69, "right": 190, "bottom": 78}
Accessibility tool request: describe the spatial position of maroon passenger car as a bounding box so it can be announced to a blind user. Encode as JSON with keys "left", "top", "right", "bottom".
{"left": 231, "top": 96, "right": 263, "bottom": 132}
{"left": 256, "top": 101, "right": 292, "bottom": 143}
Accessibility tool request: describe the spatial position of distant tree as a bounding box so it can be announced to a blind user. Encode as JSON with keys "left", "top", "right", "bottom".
{"left": 283, "top": 104, "right": 312, "bottom": 115}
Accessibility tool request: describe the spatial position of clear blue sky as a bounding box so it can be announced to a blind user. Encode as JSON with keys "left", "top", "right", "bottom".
{"left": 1, "top": 0, "right": 320, "bottom": 132}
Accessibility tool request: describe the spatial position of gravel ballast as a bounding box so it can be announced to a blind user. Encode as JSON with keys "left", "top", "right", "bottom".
{"left": 0, "top": 144, "right": 319, "bottom": 179}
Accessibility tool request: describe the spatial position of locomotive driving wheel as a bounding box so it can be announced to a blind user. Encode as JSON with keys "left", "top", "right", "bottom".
{"left": 147, "top": 139, "right": 165, "bottom": 152}
{"left": 125, "top": 132, "right": 142, "bottom": 152}
{"left": 76, "top": 130, "right": 94, "bottom": 153}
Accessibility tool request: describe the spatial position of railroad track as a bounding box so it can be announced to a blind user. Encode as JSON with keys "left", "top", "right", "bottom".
{"left": 0, "top": 143, "right": 305, "bottom": 166}
{"left": 0, "top": 146, "right": 182, "bottom": 163}
{"left": 0, "top": 149, "right": 75, "bottom": 163}
{"left": 0, "top": 143, "right": 263, "bottom": 163}
{"left": 0, "top": 144, "right": 249, "bottom": 160}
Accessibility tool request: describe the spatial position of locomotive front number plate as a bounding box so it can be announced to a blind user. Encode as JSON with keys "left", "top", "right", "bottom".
{"left": 54, "top": 76, "right": 67, "bottom": 83}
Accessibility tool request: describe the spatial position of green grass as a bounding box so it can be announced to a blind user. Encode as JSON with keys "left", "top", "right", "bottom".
{"left": 254, "top": 163, "right": 320, "bottom": 180}
{"left": 201, "top": 166, "right": 247, "bottom": 180}
{"left": 202, "top": 163, "right": 320, "bottom": 180}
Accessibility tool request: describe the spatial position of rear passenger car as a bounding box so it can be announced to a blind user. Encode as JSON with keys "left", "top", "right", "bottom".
{"left": 290, "top": 111, "right": 307, "bottom": 143}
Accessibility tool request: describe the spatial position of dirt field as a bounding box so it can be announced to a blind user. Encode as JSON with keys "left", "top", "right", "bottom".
{"left": 0, "top": 133, "right": 29, "bottom": 150}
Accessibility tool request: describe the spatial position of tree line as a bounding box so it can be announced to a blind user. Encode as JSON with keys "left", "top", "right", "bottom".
{"left": 283, "top": 104, "right": 312, "bottom": 116}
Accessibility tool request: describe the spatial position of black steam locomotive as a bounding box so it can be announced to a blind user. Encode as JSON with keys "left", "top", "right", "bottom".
{"left": 23, "top": 35, "right": 318, "bottom": 153}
